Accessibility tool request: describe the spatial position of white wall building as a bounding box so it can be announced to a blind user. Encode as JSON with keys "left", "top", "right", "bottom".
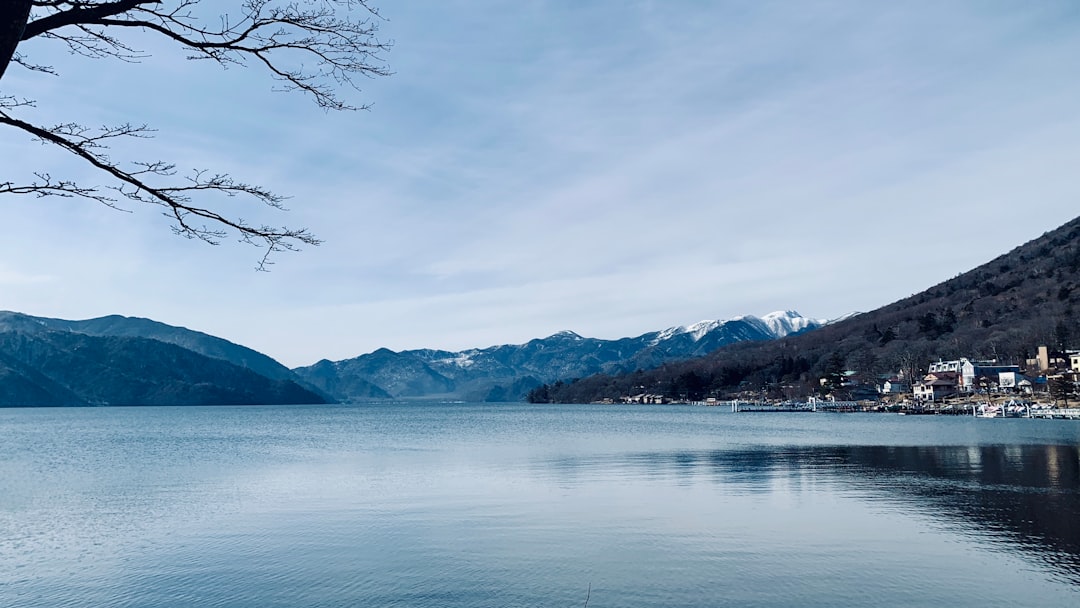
{"left": 928, "top": 360, "right": 963, "bottom": 374}
{"left": 929, "top": 358, "right": 1018, "bottom": 392}
{"left": 961, "top": 360, "right": 1020, "bottom": 391}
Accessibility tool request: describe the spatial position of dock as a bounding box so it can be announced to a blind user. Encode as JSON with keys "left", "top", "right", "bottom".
{"left": 728, "top": 400, "right": 861, "bottom": 413}
{"left": 1028, "top": 407, "right": 1080, "bottom": 419}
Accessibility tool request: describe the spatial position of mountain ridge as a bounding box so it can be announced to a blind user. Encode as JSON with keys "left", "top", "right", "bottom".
{"left": 293, "top": 310, "right": 828, "bottom": 402}
{"left": 0, "top": 312, "right": 327, "bottom": 406}
{"left": 0, "top": 311, "right": 298, "bottom": 382}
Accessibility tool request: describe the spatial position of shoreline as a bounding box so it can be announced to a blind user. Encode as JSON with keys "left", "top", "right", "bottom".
{"left": 601, "top": 397, "right": 1080, "bottom": 418}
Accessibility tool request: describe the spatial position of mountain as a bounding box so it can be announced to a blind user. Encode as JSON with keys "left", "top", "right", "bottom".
{"left": 292, "top": 311, "right": 825, "bottom": 402}
{"left": 536, "top": 215, "right": 1080, "bottom": 403}
{"left": 0, "top": 312, "right": 326, "bottom": 406}
{"left": 2, "top": 312, "right": 297, "bottom": 381}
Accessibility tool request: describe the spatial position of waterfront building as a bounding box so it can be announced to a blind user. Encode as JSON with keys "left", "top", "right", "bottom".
{"left": 927, "top": 358, "right": 1019, "bottom": 393}
{"left": 928, "top": 360, "right": 963, "bottom": 374}
{"left": 962, "top": 360, "right": 1020, "bottom": 392}
{"left": 881, "top": 377, "right": 909, "bottom": 394}
{"left": 914, "top": 372, "right": 958, "bottom": 401}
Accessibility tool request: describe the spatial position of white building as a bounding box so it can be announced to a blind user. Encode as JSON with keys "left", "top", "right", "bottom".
{"left": 927, "top": 358, "right": 1020, "bottom": 392}
{"left": 928, "top": 360, "right": 963, "bottom": 374}
{"left": 881, "top": 378, "right": 909, "bottom": 394}
{"left": 913, "top": 372, "right": 958, "bottom": 401}
{"left": 961, "top": 360, "right": 1020, "bottom": 391}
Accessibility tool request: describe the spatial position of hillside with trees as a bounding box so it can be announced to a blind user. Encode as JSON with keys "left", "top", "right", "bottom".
{"left": 0, "top": 312, "right": 327, "bottom": 406}
{"left": 532, "top": 215, "right": 1080, "bottom": 403}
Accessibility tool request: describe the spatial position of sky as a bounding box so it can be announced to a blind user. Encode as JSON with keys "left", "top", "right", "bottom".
{"left": 3, "top": 1, "right": 1080, "bottom": 368}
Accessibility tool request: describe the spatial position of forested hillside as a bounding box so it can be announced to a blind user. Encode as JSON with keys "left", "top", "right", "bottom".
{"left": 0, "top": 313, "right": 326, "bottom": 406}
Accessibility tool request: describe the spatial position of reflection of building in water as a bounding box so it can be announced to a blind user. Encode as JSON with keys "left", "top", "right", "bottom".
{"left": 1046, "top": 444, "right": 1065, "bottom": 486}
{"left": 625, "top": 443, "right": 1080, "bottom": 584}
{"left": 816, "top": 444, "right": 1080, "bottom": 584}
{"left": 965, "top": 446, "right": 982, "bottom": 470}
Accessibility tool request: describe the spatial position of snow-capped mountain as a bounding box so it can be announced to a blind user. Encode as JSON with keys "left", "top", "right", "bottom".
{"left": 655, "top": 310, "right": 823, "bottom": 345}
{"left": 293, "top": 311, "right": 829, "bottom": 402}
{"left": 759, "top": 310, "right": 829, "bottom": 337}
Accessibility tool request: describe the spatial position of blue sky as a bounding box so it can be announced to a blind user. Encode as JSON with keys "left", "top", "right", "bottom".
{"left": 3, "top": 1, "right": 1080, "bottom": 367}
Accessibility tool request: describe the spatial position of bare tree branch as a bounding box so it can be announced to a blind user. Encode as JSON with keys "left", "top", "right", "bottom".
{"left": 0, "top": 1, "right": 390, "bottom": 268}
{"left": 18, "top": 1, "right": 392, "bottom": 110}
{"left": 10, "top": 51, "right": 57, "bottom": 73}
{"left": 0, "top": 109, "right": 321, "bottom": 270}
{"left": 23, "top": 1, "right": 158, "bottom": 40}
{"left": 0, "top": 171, "right": 127, "bottom": 207}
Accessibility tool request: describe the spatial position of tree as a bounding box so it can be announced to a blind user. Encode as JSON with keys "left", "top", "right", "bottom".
{"left": 876, "top": 325, "right": 896, "bottom": 346}
{"left": 819, "top": 350, "right": 846, "bottom": 390}
{"left": 1054, "top": 319, "right": 1073, "bottom": 352}
{"left": 1048, "top": 375, "right": 1074, "bottom": 407}
{"left": 526, "top": 384, "right": 551, "bottom": 404}
{"left": 0, "top": 1, "right": 390, "bottom": 268}
{"left": 668, "top": 370, "right": 706, "bottom": 401}
{"left": 894, "top": 347, "right": 926, "bottom": 390}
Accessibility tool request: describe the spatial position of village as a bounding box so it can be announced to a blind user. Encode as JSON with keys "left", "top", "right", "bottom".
{"left": 612, "top": 345, "right": 1080, "bottom": 417}
{"left": 875, "top": 345, "right": 1080, "bottom": 413}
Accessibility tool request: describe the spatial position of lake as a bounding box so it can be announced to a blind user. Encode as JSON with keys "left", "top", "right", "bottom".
{"left": 2, "top": 403, "right": 1080, "bottom": 607}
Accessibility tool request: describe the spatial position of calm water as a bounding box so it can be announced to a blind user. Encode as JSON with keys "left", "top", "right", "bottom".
{"left": 3, "top": 403, "right": 1080, "bottom": 607}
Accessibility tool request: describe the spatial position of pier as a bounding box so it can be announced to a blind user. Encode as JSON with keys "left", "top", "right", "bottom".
{"left": 719, "top": 399, "right": 1080, "bottom": 418}
{"left": 1028, "top": 407, "right": 1080, "bottom": 419}
{"left": 728, "top": 400, "right": 861, "bottom": 413}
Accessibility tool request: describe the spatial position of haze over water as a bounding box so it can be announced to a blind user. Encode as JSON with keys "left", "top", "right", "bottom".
{"left": 3, "top": 403, "right": 1080, "bottom": 607}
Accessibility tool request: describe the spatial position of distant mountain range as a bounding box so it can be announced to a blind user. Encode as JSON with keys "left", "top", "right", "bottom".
{"left": 0, "top": 312, "right": 326, "bottom": 406}
{"left": 292, "top": 311, "right": 826, "bottom": 402}
{"left": 0, "top": 308, "right": 828, "bottom": 407}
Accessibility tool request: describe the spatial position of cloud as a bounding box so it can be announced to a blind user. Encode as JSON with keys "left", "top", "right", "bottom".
{"left": 0, "top": 267, "right": 54, "bottom": 286}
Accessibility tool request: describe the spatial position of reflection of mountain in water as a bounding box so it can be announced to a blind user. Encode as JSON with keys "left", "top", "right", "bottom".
{"left": 555, "top": 444, "right": 1080, "bottom": 584}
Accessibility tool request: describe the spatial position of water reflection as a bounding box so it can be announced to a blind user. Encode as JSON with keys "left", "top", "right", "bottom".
{"left": 545, "top": 444, "right": 1080, "bottom": 584}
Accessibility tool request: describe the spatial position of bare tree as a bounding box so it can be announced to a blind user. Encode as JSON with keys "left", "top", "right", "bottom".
{"left": 0, "top": 1, "right": 390, "bottom": 268}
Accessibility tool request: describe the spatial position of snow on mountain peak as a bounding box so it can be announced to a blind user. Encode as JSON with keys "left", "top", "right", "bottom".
{"left": 434, "top": 353, "right": 475, "bottom": 368}
{"left": 685, "top": 319, "right": 722, "bottom": 341}
{"left": 645, "top": 312, "right": 819, "bottom": 346}
{"left": 550, "top": 330, "right": 583, "bottom": 340}
{"left": 759, "top": 310, "right": 818, "bottom": 338}
{"left": 826, "top": 311, "right": 862, "bottom": 324}
{"left": 651, "top": 325, "right": 685, "bottom": 345}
